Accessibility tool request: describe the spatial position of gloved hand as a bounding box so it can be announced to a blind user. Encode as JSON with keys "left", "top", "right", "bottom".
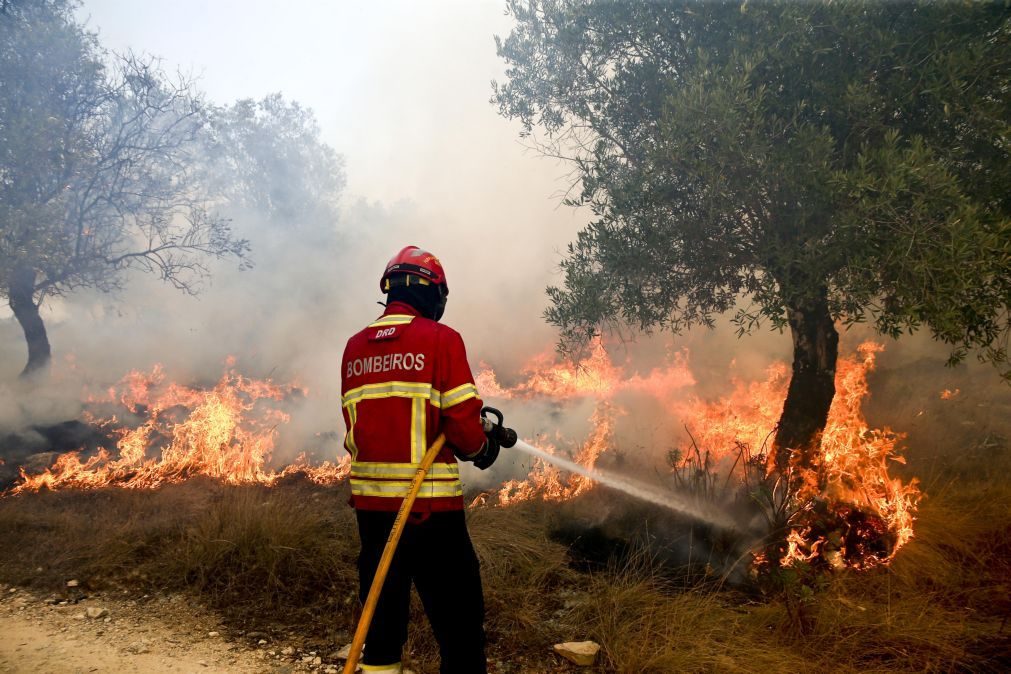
{"left": 472, "top": 433, "right": 500, "bottom": 470}
{"left": 472, "top": 407, "right": 517, "bottom": 470}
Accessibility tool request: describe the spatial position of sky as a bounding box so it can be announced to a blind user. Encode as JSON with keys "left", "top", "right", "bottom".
{"left": 76, "top": 0, "right": 581, "bottom": 227}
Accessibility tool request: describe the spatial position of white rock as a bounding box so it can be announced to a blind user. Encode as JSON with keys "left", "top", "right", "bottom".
{"left": 281, "top": 646, "right": 295, "bottom": 656}
{"left": 85, "top": 607, "right": 108, "bottom": 619}
{"left": 208, "top": 631, "right": 219, "bottom": 637}
{"left": 553, "top": 641, "right": 601, "bottom": 666}
{"left": 335, "top": 643, "right": 353, "bottom": 660}
{"left": 66, "top": 580, "right": 79, "bottom": 588}
{"left": 73, "top": 612, "right": 86, "bottom": 620}
{"left": 258, "top": 639, "right": 268, "bottom": 646}
{"left": 312, "top": 656, "right": 322, "bottom": 666}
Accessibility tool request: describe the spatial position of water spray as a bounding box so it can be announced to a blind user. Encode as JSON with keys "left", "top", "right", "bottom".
{"left": 511, "top": 438, "right": 737, "bottom": 530}
{"left": 483, "top": 408, "right": 737, "bottom": 531}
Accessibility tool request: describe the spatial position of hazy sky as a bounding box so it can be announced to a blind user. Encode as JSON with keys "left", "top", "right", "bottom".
{"left": 77, "top": 0, "right": 578, "bottom": 213}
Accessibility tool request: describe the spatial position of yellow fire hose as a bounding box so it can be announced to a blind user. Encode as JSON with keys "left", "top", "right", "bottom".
{"left": 343, "top": 433, "right": 447, "bottom": 674}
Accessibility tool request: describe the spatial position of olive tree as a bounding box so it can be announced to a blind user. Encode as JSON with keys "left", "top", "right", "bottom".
{"left": 494, "top": 0, "right": 1010, "bottom": 479}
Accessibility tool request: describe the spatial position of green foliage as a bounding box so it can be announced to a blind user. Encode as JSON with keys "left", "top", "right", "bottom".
{"left": 495, "top": 0, "right": 1011, "bottom": 377}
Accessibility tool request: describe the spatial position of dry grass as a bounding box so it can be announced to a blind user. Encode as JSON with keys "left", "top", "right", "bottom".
{"left": 0, "top": 478, "right": 361, "bottom": 641}
{"left": 0, "top": 452, "right": 1008, "bottom": 672}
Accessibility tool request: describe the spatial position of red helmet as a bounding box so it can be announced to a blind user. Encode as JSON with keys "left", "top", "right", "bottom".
{"left": 380, "top": 246, "right": 448, "bottom": 294}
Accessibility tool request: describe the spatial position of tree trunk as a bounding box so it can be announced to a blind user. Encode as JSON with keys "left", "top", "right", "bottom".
{"left": 773, "top": 288, "right": 839, "bottom": 478}
{"left": 8, "top": 266, "right": 51, "bottom": 378}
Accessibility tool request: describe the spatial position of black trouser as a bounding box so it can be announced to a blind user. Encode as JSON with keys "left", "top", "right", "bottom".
{"left": 356, "top": 509, "right": 487, "bottom": 674}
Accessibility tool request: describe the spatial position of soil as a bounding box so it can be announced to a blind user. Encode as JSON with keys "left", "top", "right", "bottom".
{"left": 0, "top": 584, "right": 337, "bottom": 674}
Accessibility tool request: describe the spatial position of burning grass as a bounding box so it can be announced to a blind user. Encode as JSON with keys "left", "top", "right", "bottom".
{"left": 8, "top": 363, "right": 348, "bottom": 494}
{"left": 0, "top": 466, "right": 1006, "bottom": 672}
{"left": 475, "top": 340, "right": 920, "bottom": 572}
{"left": 9, "top": 340, "right": 919, "bottom": 576}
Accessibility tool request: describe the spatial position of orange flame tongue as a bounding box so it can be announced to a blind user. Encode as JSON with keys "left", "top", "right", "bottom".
{"left": 477, "top": 338, "right": 920, "bottom": 570}
{"left": 11, "top": 364, "right": 348, "bottom": 493}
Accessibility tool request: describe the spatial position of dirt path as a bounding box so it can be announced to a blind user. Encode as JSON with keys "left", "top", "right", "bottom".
{"left": 0, "top": 585, "right": 338, "bottom": 674}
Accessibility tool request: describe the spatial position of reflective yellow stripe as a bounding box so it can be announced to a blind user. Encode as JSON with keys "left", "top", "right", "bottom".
{"left": 368, "top": 314, "right": 415, "bottom": 328}
{"left": 439, "top": 383, "right": 479, "bottom": 409}
{"left": 346, "top": 402, "right": 359, "bottom": 460}
{"left": 343, "top": 382, "right": 479, "bottom": 409}
{"left": 360, "top": 664, "right": 402, "bottom": 673}
{"left": 351, "top": 478, "right": 463, "bottom": 499}
{"left": 411, "top": 397, "right": 425, "bottom": 464}
{"left": 342, "top": 381, "right": 432, "bottom": 407}
{"left": 351, "top": 462, "right": 459, "bottom": 480}
{"left": 342, "top": 378, "right": 477, "bottom": 471}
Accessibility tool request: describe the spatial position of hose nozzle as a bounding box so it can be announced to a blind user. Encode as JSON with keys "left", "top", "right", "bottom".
{"left": 480, "top": 406, "right": 517, "bottom": 448}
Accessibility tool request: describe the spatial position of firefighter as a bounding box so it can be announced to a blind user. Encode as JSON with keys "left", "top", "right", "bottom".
{"left": 341, "top": 246, "right": 500, "bottom": 674}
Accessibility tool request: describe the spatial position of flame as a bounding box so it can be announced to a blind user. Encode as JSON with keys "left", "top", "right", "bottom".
{"left": 476, "top": 339, "right": 696, "bottom": 402}
{"left": 476, "top": 338, "right": 920, "bottom": 569}
{"left": 800, "top": 343, "right": 919, "bottom": 567}
{"left": 10, "top": 364, "right": 348, "bottom": 494}
{"left": 11, "top": 334, "right": 920, "bottom": 570}
{"left": 496, "top": 403, "right": 618, "bottom": 504}
{"left": 515, "top": 340, "right": 625, "bottom": 399}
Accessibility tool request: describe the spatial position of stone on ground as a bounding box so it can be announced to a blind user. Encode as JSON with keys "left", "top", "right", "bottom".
{"left": 553, "top": 640, "right": 601, "bottom": 666}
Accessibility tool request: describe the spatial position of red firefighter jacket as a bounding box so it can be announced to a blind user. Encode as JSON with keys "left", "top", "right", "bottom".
{"left": 340, "top": 301, "right": 486, "bottom": 512}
